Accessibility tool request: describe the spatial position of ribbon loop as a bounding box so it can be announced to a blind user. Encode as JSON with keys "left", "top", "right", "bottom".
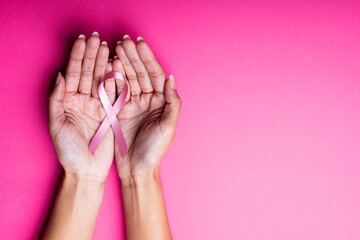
{"left": 88, "top": 72, "right": 128, "bottom": 156}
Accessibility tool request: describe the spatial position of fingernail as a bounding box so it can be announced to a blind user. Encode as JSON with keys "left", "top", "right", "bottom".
{"left": 92, "top": 31, "right": 99, "bottom": 36}
{"left": 78, "top": 34, "right": 86, "bottom": 39}
{"left": 108, "top": 59, "right": 113, "bottom": 62}
{"left": 137, "top": 36, "right": 144, "bottom": 42}
{"left": 169, "top": 75, "right": 176, "bottom": 90}
{"left": 123, "top": 34, "right": 130, "bottom": 39}
{"left": 114, "top": 55, "right": 118, "bottom": 59}
{"left": 101, "top": 41, "right": 107, "bottom": 46}
{"left": 55, "top": 72, "right": 61, "bottom": 86}
{"left": 117, "top": 40, "right": 122, "bottom": 45}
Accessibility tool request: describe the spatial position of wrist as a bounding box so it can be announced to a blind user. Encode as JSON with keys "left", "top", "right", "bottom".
{"left": 64, "top": 171, "right": 106, "bottom": 193}
{"left": 119, "top": 168, "right": 161, "bottom": 189}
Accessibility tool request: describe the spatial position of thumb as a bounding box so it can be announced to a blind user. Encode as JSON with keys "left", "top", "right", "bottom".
{"left": 49, "top": 72, "right": 66, "bottom": 131}
{"left": 161, "top": 75, "right": 182, "bottom": 129}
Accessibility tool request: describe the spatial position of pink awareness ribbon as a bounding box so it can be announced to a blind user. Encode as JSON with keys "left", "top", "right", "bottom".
{"left": 88, "top": 71, "right": 128, "bottom": 157}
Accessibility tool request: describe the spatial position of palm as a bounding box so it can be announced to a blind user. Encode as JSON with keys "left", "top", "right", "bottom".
{"left": 115, "top": 92, "right": 168, "bottom": 175}
{"left": 53, "top": 93, "right": 113, "bottom": 176}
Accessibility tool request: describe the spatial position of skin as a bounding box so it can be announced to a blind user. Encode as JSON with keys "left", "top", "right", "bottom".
{"left": 43, "top": 33, "right": 181, "bottom": 240}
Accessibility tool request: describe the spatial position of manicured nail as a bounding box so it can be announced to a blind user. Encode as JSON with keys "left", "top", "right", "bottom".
{"left": 108, "top": 59, "right": 113, "bottom": 62}
{"left": 101, "top": 41, "right": 107, "bottom": 46}
{"left": 114, "top": 55, "right": 118, "bottom": 59}
{"left": 92, "top": 31, "right": 99, "bottom": 36}
{"left": 137, "top": 36, "right": 144, "bottom": 42}
{"left": 55, "top": 72, "right": 61, "bottom": 86}
{"left": 117, "top": 40, "right": 122, "bottom": 45}
{"left": 78, "top": 34, "right": 86, "bottom": 39}
{"left": 169, "top": 75, "right": 176, "bottom": 90}
{"left": 123, "top": 34, "right": 130, "bottom": 39}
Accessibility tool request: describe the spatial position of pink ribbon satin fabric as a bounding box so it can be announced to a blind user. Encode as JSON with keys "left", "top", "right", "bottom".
{"left": 88, "top": 71, "right": 128, "bottom": 157}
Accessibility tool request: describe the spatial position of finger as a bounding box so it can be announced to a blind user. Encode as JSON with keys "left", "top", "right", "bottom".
{"left": 122, "top": 36, "right": 154, "bottom": 93}
{"left": 136, "top": 37, "right": 166, "bottom": 93}
{"left": 104, "top": 61, "right": 116, "bottom": 104}
{"left": 65, "top": 35, "right": 86, "bottom": 93}
{"left": 115, "top": 40, "right": 142, "bottom": 97}
{"left": 79, "top": 32, "right": 100, "bottom": 95}
{"left": 92, "top": 41, "right": 109, "bottom": 98}
{"left": 113, "top": 57, "right": 130, "bottom": 102}
{"left": 49, "top": 72, "right": 66, "bottom": 133}
{"left": 161, "top": 75, "right": 182, "bottom": 130}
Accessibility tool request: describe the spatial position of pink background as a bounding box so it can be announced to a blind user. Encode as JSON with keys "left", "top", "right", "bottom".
{"left": 1, "top": 0, "right": 360, "bottom": 239}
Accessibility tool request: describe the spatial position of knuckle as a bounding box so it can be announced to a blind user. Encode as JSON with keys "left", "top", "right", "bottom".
{"left": 136, "top": 71, "right": 148, "bottom": 79}
{"left": 149, "top": 70, "right": 164, "bottom": 79}
{"left": 81, "top": 68, "right": 93, "bottom": 77}
{"left": 127, "top": 75, "right": 137, "bottom": 81}
{"left": 69, "top": 55, "right": 83, "bottom": 62}
{"left": 131, "top": 90, "right": 141, "bottom": 96}
{"left": 95, "top": 61, "right": 107, "bottom": 69}
{"left": 142, "top": 55, "right": 156, "bottom": 64}
{"left": 128, "top": 55, "right": 141, "bottom": 63}
{"left": 123, "top": 61, "right": 133, "bottom": 68}
{"left": 66, "top": 70, "right": 81, "bottom": 78}
{"left": 84, "top": 55, "right": 96, "bottom": 62}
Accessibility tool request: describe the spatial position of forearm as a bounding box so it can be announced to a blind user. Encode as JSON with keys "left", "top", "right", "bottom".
{"left": 42, "top": 172, "right": 105, "bottom": 240}
{"left": 121, "top": 170, "right": 171, "bottom": 240}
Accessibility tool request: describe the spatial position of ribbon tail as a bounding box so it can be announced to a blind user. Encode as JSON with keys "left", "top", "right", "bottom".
{"left": 88, "top": 116, "right": 111, "bottom": 154}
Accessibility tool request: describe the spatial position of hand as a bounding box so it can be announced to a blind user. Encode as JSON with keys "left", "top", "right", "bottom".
{"left": 48, "top": 32, "right": 116, "bottom": 181}
{"left": 112, "top": 36, "right": 182, "bottom": 179}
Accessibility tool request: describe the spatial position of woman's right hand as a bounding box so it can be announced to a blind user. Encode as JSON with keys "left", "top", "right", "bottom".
{"left": 49, "top": 32, "right": 116, "bottom": 181}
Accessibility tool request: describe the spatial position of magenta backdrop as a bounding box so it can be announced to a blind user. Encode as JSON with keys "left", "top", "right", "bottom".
{"left": 1, "top": 0, "right": 360, "bottom": 239}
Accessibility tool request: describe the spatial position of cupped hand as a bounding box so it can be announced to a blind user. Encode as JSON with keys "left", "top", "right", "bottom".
{"left": 112, "top": 36, "right": 182, "bottom": 179}
{"left": 48, "top": 33, "right": 116, "bottom": 181}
